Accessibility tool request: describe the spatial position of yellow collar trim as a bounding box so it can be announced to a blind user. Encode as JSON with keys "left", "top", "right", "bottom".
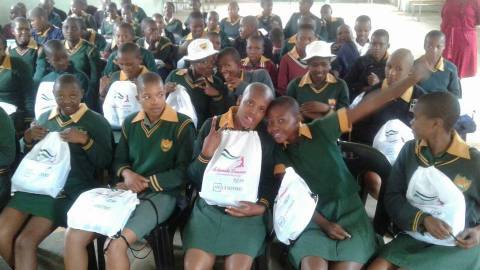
{"left": 185, "top": 31, "right": 206, "bottom": 41}
{"left": 288, "top": 46, "right": 300, "bottom": 60}
{"left": 39, "top": 26, "right": 52, "bottom": 37}
{"left": 219, "top": 106, "right": 237, "bottom": 129}
{"left": 417, "top": 132, "right": 470, "bottom": 160}
{"left": 434, "top": 56, "right": 445, "bottom": 71}
{"left": 299, "top": 123, "right": 312, "bottom": 139}
{"left": 205, "top": 26, "right": 220, "bottom": 33}
{"left": 382, "top": 80, "right": 413, "bottom": 103}
{"left": 288, "top": 34, "right": 297, "bottom": 44}
{"left": 119, "top": 65, "right": 149, "bottom": 81}
{"left": 27, "top": 38, "right": 38, "bottom": 50}
{"left": 48, "top": 103, "right": 88, "bottom": 122}
{"left": 0, "top": 55, "right": 12, "bottom": 70}
{"left": 299, "top": 72, "right": 337, "bottom": 87}
{"left": 131, "top": 104, "right": 178, "bottom": 123}
{"left": 226, "top": 17, "right": 241, "bottom": 24}
{"left": 64, "top": 39, "right": 84, "bottom": 53}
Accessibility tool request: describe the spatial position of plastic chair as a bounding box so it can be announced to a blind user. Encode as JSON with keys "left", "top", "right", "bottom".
{"left": 88, "top": 184, "right": 195, "bottom": 270}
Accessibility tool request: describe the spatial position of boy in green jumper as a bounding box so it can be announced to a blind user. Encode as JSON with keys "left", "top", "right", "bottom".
{"left": 267, "top": 60, "right": 431, "bottom": 270}
{"left": 0, "top": 108, "right": 16, "bottom": 210}
{"left": 64, "top": 72, "right": 195, "bottom": 270}
{"left": 0, "top": 35, "right": 34, "bottom": 135}
{"left": 99, "top": 42, "right": 149, "bottom": 102}
{"left": 165, "top": 39, "right": 229, "bottom": 128}
{"left": 369, "top": 92, "right": 480, "bottom": 270}
{"left": 416, "top": 30, "right": 461, "bottom": 97}
{"left": 8, "top": 17, "right": 41, "bottom": 72}
{"left": 39, "top": 40, "right": 92, "bottom": 111}
{"left": 103, "top": 22, "right": 157, "bottom": 76}
{"left": 287, "top": 40, "right": 350, "bottom": 121}
{"left": 62, "top": 18, "right": 100, "bottom": 93}
{"left": 0, "top": 74, "right": 112, "bottom": 269}
{"left": 183, "top": 83, "right": 277, "bottom": 270}
{"left": 136, "top": 18, "right": 174, "bottom": 80}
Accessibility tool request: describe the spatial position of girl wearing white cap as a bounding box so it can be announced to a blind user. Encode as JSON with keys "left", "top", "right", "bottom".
{"left": 165, "top": 39, "right": 230, "bottom": 128}
{"left": 287, "top": 40, "right": 350, "bottom": 122}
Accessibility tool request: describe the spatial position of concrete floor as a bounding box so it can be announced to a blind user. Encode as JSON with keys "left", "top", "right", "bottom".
{"left": 12, "top": 2, "right": 480, "bottom": 270}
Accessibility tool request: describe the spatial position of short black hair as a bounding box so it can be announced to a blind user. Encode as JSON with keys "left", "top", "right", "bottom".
{"left": 207, "top": 31, "right": 220, "bottom": 38}
{"left": 136, "top": 72, "right": 163, "bottom": 93}
{"left": 12, "top": 17, "right": 30, "bottom": 30}
{"left": 424, "top": 30, "right": 445, "bottom": 44}
{"left": 242, "top": 16, "right": 258, "bottom": 29}
{"left": 189, "top": 11, "right": 204, "bottom": 22}
{"left": 107, "top": 2, "right": 118, "bottom": 11}
{"left": 269, "top": 27, "right": 284, "bottom": 42}
{"left": 141, "top": 17, "right": 156, "bottom": 32}
{"left": 267, "top": 96, "right": 300, "bottom": 116}
{"left": 117, "top": 42, "right": 141, "bottom": 58}
{"left": 321, "top": 4, "right": 332, "bottom": 11}
{"left": 29, "top": 6, "right": 47, "bottom": 19}
{"left": 228, "top": 1, "right": 239, "bottom": 9}
{"left": 165, "top": 2, "right": 175, "bottom": 12}
{"left": 121, "top": 3, "right": 134, "bottom": 12}
{"left": 63, "top": 17, "right": 82, "bottom": 28}
{"left": 217, "top": 47, "right": 241, "bottom": 63}
{"left": 372, "top": 29, "right": 389, "bottom": 42}
{"left": 152, "top": 13, "right": 163, "bottom": 20}
{"left": 208, "top": 10, "right": 219, "bottom": 18}
{"left": 115, "top": 22, "right": 135, "bottom": 37}
{"left": 247, "top": 35, "right": 264, "bottom": 45}
{"left": 44, "top": 39, "right": 67, "bottom": 56}
{"left": 243, "top": 82, "right": 275, "bottom": 102}
{"left": 54, "top": 74, "right": 84, "bottom": 94}
{"left": 355, "top": 15, "right": 371, "bottom": 24}
{"left": 416, "top": 92, "right": 460, "bottom": 131}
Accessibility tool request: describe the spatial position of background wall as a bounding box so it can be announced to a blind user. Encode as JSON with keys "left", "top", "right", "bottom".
{"left": 0, "top": 0, "right": 166, "bottom": 26}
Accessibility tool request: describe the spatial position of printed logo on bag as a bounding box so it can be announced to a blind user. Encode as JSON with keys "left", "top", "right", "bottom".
{"left": 213, "top": 149, "right": 246, "bottom": 174}
{"left": 160, "top": 139, "right": 173, "bottom": 152}
{"left": 410, "top": 99, "right": 418, "bottom": 112}
{"left": 36, "top": 148, "right": 57, "bottom": 163}
{"left": 41, "top": 93, "right": 54, "bottom": 101}
{"left": 114, "top": 92, "right": 130, "bottom": 103}
{"left": 453, "top": 175, "right": 472, "bottom": 192}
{"left": 212, "top": 182, "right": 242, "bottom": 192}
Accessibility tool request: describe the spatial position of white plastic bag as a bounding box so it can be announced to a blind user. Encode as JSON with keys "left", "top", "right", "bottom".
{"left": 274, "top": 167, "right": 318, "bottom": 245}
{"left": 200, "top": 130, "right": 262, "bottom": 207}
{"left": 11, "top": 132, "right": 71, "bottom": 198}
{"left": 35, "top": 82, "right": 56, "bottom": 119}
{"left": 166, "top": 85, "right": 198, "bottom": 128}
{"left": 102, "top": 81, "right": 141, "bottom": 129}
{"left": 67, "top": 188, "right": 140, "bottom": 237}
{"left": 0, "top": 102, "right": 17, "bottom": 115}
{"left": 349, "top": 91, "right": 365, "bottom": 109}
{"left": 373, "top": 119, "right": 414, "bottom": 164}
{"left": 406, "top": 166, "right": 466, "bottom": 246}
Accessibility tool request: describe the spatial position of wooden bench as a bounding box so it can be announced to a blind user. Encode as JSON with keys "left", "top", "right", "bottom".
{"left": 408, "top": 0, "right": 445, "bottom": 20}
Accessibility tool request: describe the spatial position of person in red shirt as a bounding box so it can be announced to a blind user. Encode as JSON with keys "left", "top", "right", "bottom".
{"left": 277, "top": 26, "right": 316, "bottom": 95}
{"left": 241, "top": 35, "right": 278, "bottom": 89}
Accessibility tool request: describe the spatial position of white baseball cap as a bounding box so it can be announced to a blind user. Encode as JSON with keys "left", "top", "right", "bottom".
{"left": 184, "top": 39, "right": 218, "bottom": 62}
{"left": 302, "top": 40, "right": 336, "bottom": 61}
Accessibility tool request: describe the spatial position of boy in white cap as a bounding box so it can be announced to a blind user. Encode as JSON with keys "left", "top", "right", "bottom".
{"left": 165, "top": 39, "right": 230, "bottom": 128}
{"left": 287, "top": 40, "right": 350, "bottom": 122}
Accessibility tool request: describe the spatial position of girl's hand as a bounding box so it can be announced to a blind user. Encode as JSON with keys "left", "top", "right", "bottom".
{"left": 122, "top": 169, "right": 149, "bottom": 193}
{"left": 456, "top": 227, "right": 480, "bottom": 249}
{"left": 99, "top": 75, "right": 111, "bottom": 98}
{"left": 24, "top": 122, "right": 48, "bottom": 144}
{"left": 320, "top": 221, "right": 352, "bottom": 240}
{"left": 165, "top": 82, "right": 177, "bottom": 94}
{"left": 423, "top": 216, "right": 452, "bottom": 240}
{"left": 225, "top": 201, "right": 266, "bottom": 217}
{"left": 60, "top": 128, "right": 89, "bottom": 145}
{"left": 201, "top": 116, "right": 224, "bottom": 158}
{"left": 204, "top": 86, "right": 220, "bottom": 97}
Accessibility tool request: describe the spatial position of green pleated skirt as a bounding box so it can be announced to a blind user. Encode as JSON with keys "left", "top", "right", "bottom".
{"left": 182, "top": 198, "right": 267, "bottom": 257}
{"left": 7, "top": 191, "right": 76, "bottom": 226}
{"left": 289, "top": 194, "right": 379, "bottom": 269}
{"left": 379, "top": 233, "right": 480, "bottom": 270}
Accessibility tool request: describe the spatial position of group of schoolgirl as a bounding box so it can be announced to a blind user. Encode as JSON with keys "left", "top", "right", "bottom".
{"left": 0, "top": 1, "right": 478, "bottom": 270}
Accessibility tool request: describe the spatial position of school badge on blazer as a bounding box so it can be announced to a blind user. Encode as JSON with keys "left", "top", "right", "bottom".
{"left": 453, "top": 175, "right": 472, "bottom": 192}
{"left": 160, "top": 139, "right": 173, "bottom": 152}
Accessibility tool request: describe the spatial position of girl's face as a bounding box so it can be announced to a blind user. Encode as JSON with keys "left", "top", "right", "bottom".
{"left": 411, "top": 103, "right": 436, "bottom": 140}
{"left": 143, "top": 23, "right": 160, "bottom": 44}
{"left": 154, "top": 16, "right": 165, "bottom": 30}
{"left": 163, "top": 3, "right": 173, "bottom": 17}
{"left": 47, "top": 51, "right": 70, "bottom": 72}
{"left": 53, "top": 83, "right": 83, "bottom": 116}
{"left": 138, "top": 82, "right": 166, "bottom": 121}
{"left": 296, "top": 30, "right": 315, "bottom": 52}
{"left": 207, "top": 14, "right": 219, "bottom": 30}
{"left": 218, "top": 55, "right": 241, "bottom": 79}
{"left": 115, "top": 28, "right": 134, "bottom": 46}
{"left": 336, "top": 26, "right": 352, "bottom": 44}
{"left": 267, "top": 105, "right": 299, "bottom": 144}
{"left": 62, "top": 20, "right": 82, "bottom": 43}
{"left": 307, "top": 57, "right": 331, "bottom": 85}
{"left": 192, "top": 55, "right": 215, "bottom": 78}
{"left": 116, "top": 52, "right": 142, "bottom": 79}
{"left": 122, "top": 9, "right": 134, "bottom": 23}
{"left": 13, "top": 22, "right": 31, "bottom": 47}
{"left": 236, "top": 89, "right": 270, "bottom": 130}
{"left": 246, "top": 40, "right": 263, "bottom": 61}
{"left": 228, "top": 4, "right": 239, "bottom": 18}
